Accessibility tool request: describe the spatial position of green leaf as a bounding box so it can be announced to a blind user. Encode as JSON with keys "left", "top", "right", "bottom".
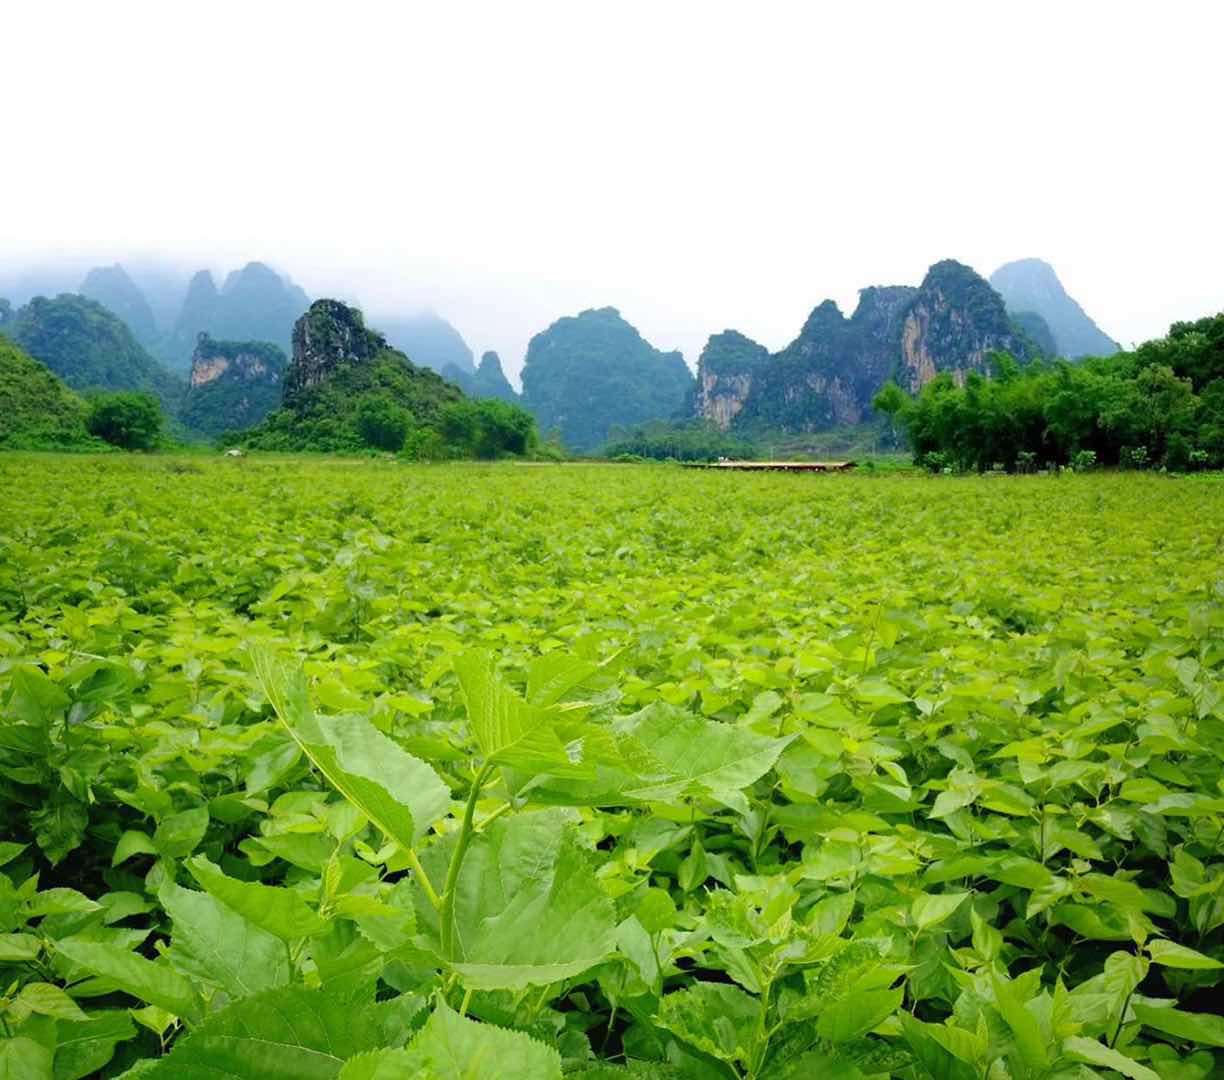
{"left": 656, "top": 981, "right": 761, "bottom": 1069}
{"left": 186, "top": 856, "right": 330, "bottom": 941}
{"left": 525, "top": 652, "right": 599, "bottom": 707}
{"left": 15, "top": 981, "right": 88, "bottom": 1021}
{"left": 1132, "top": 1002, "right": 1224, "bottom": 1048}
{"left": 252, "top": 648, "right": 450, "bottom": 847}
{"left": 153, "top": 808, "right": 210, "bottom": 859}
{"left": 453, "top": 650, "right": 589, "bottom": 775}
{"left": 342, "top": 1001, "right": 563, "bottom": 1079}
{"left": 816, "top": 985, "right": 904, "bottom": 1043}
{"left": 6, "top": 665, "right": 70, "bottom": 726}
{"left": 899, "top": 1014, "right": 978, "bottom": 1080}
{"left": 991, "top": 972, "right": 1050, "bottom": 1069}
{"left": 911, "top": 892, "right": 968, "bottom": 932}
{"left": 445, "top": 809, "right": 616, "bottom": 989}
{"left": 1062, "top": 1036, "right": 1160, "bottom": 1080}
{"left": 0, "top": 1038, "right": 53, "bottom": 1080}
{"left": 52, "top": 1010, "right": 137, "bottom": 1080}
{"left": 612, "top": 702, "right": 793, "bottom": 805}
{"left": 1146, "top": 939, "right": 1224, "bottom": 970}
{"left": 135, "top": 986, "right": 413, "bottom": 1078}
{"left": 159, "top": 881, "right": 291, "bottom": 998}
{"left": 53, "top": 938, "right": 201, "bottom": 1021}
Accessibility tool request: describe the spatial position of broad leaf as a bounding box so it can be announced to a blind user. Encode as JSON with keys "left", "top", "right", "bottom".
{"left": 1132, "top": 1002, "right": 1224, "bottom": 1048}
{"left": 656, "top": 981, "right": 761, "bottom": 1069}
{"left": 453, "top": 650, "right": 589, "bottom": 775}
{"left": 53, "top": 939, "right": 200, "bottom": 1021}
{"left": 135, "top": 986, "right": 415, "bottom": 1078}
{"left": 186, "top": 856, "right": 330, "bottom": 941}
{"left": 445, "top": 809, "right": 616, "bottom": 989}
{"left": 341, "top": 1001, "right": 562, "bottom": 1079}
{"left": 252, "top": 648, "right": 450, "bottom": 846}
{"left": 159, "top": 881, "right": 291, "bottom": 997}
{"left": 613, "top": 702, "right": 793, "bottom": 807}
{"left": 816, "top": 985, "right": 904, "bottom": 1043}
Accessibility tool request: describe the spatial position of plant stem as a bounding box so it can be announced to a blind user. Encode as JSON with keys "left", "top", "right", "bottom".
{"left": 404, "top": 847, "right": 440, "bottom": 910}
{"left": 440, "top": 761, "right": 494, "bottom": 960}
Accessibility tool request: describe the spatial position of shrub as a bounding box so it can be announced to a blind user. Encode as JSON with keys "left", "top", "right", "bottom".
{"left": 86, "top": 391, "right": 163, "bottom": 450}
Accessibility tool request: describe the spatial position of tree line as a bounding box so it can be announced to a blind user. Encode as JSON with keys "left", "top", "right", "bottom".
{"left": 874, "top": 313, "right": 1224, "bottom": 471}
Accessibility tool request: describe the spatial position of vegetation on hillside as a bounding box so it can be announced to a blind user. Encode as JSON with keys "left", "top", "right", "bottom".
{"left": 0, "top": 459, "right": 1221, "bottom": 1076}
{"left": 0, "top": 337, "right": 99, "bottom": 449}
{"left": 521, "top": 306, "right": 693, "bottom": 451}
{"left": 881, "top": 312, "right": 1224, "bottom": 471}
{"left": 237, "top": 301, "right": 538, "bottom": 457}
{"left": 2, "top": 294, "right": 183, "bottom": 410}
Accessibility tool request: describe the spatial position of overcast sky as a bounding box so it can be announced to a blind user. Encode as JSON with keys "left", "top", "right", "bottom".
{"left": 3, "top": 2, "right": 1221, "bottom": 382}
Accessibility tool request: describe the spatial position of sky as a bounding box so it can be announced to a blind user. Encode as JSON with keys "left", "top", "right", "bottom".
{"left": 3, "top": 2, "right": 1222, "bottom": 384}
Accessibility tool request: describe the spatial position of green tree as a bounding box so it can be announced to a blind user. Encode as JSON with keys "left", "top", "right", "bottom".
{"left": 86, "top": 391, "right": 163, "bottom": 450}
{"left": 871, "top": 380, "right": 908, "bottom": 448}
{"left": 354, "top": 394, "right": 410, "bottom": 451}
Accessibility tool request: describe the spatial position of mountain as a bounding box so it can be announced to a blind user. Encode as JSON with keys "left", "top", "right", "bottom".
{"left": 79, "top": 264, "right": 158, "bottom": 347}
{"left": 240, "top": 299, "right": 465, "bottom": 451}
{"left": 0, "top": 337, "right": 95, "bottom": 449}
{"left": 2, "top": 294, "right": 183, "bottom": 411}
{"left": 696, "top": 260, "right": 1033, "bottom": 432}
{"left": 520, "top": 307, "right": 693, "bottom": 451}
{"left": 1009, "top": 310, "right": 1058, "bottom": 358}
{"left": 179, "top": 333, "right": 286, "bottom": 438}
{"left": 443, "top": 350, "right": 518, "bottom": 401}
{"left": 162, "top": 262, "right": 310, "bottom": 371}
{"left": 372, "top": 311, "right": 475, "bottom": 374}
{"left": 989, "top": 258, "right": 1119, "bottom": 358}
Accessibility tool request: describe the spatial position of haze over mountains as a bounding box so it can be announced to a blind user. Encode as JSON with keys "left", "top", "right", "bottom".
{"left": 1, "top": 252, "right": 1133, "bottom": 449}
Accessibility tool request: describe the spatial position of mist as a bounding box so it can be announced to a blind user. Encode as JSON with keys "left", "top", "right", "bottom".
{"left": 3, "top": 2, "right": 1222, "bottom": 385}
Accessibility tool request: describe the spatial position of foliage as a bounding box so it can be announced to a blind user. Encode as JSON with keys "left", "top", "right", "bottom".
{"left": 521, "top": 307, "right": 694, "bottom": 452}
{"left": 0, "top": 458, "right": 1222, "bottom": 1077}
{"left": 894, "top": 313, "right": 1224, "bottom": 470}
{"left": 237, "top": 301, "right": 537, "bottom": 458}
{"left": 85, "top": 390, "right": 164, "bottom": 450}
{"left": 0, "top": 338, "right": 101, "bottom": 450}
{"left": 602, "top": 419, "right": 759, "bottom": 461}
{"left": 354, "top": 394, "right": 411, "bottom": 451}
{"left": 2, "top": 294, "right": 183, "bottom": 411}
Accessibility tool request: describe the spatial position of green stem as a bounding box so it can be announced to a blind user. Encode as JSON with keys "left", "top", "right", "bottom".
{"left": 404, "top": 848, "right": 440, "bottom": 910}
{"left": 749, "top": 977, "right": 774, "bottom": 1077}
{"left": 440, "top": 761, "right": 494, "bottom": 960}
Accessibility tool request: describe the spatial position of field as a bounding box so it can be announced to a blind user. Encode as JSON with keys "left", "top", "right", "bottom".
{"left": 1, "top": 455, "right": 1222, "bottom": 1079}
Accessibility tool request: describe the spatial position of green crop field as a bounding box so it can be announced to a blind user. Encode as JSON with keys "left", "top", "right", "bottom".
{"left": 1, "top": 455, "right": 1222, "bottom": 1078}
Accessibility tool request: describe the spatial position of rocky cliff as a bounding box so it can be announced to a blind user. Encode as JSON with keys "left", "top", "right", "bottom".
{"left": 443, "top": 350, "right": 518, "bottom": 402}
{"left": 179, "top": 333, "right": 286, "bottom": 437}
{"left": 696, "top": 261, "right": 1031, "bottom": 432}
{"left": 989, "top": 258, "right": 1119, "bottom": 358}
{"left": 238, "top": 299, "right": 464, "bottom": 451}
{"left": 521, "top": 307, "right": 692, "bottom": 451}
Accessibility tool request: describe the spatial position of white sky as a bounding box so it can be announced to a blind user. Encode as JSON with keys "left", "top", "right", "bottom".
{"left": 3, "top": 1, "right": 1222, "bottom": 383}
